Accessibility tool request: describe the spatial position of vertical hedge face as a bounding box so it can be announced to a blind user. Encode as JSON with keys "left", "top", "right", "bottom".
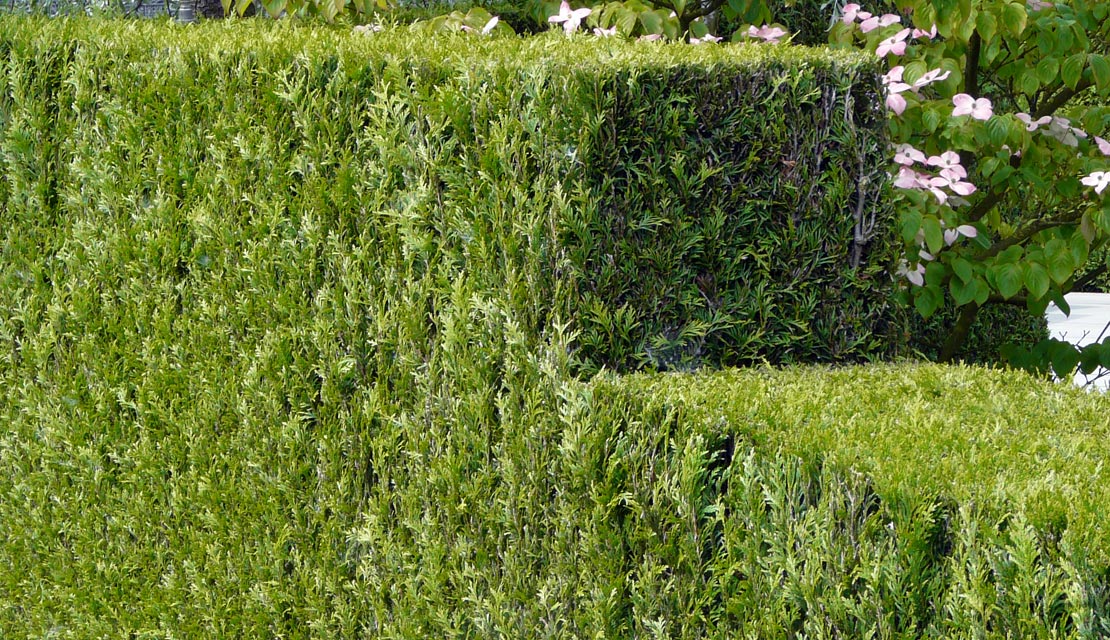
{"left": 0, "top": 18, "right": 897, "bottom": 636}
{"left": 0, "top": 19, "right": 900, "bottom": 378}
{"left": 566, "top": 62, "right": 900, "bottom": 372}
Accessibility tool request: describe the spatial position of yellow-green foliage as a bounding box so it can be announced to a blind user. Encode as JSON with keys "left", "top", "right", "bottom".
{"left": 2, "top": 16, "right": 1105, "bottom": 639}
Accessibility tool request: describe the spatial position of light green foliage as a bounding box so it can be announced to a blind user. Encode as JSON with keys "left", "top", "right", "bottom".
{"left": 2, "top": 15, "right": 1108, "bottom": 638}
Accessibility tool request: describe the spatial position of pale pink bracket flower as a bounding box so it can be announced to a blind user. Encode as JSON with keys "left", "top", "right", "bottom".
{"left": 860, "top": 13, "right": 901, "bottom": 33}
{"left": 894, "top": 144, "right": 926, "bottom": 165}
{"left": 690, "top": 33, "right": 722, "bottom": 44}
{"left": 593, "top": 26, "right": 618, "bottom": 37}
{"left": 893, "top": 166, "right": 930, "bottom": 189}
{"left": 876, "top": 29, "right": 911, "bottom": 57}
{"left": 1081, "top": 171, "right": 1110, "bottom": 194}
{"left": 1027, "top": 0, "right": 1053, "bottom": 10}
{"left": 882, "top": 65, "right": 905, "bottom": 85}
{"left": 747, "top": 25, "right": 788, "bottom": 43}
{"left": 943, "top": 225, "right": 977, "bottom": 245}
{"left": 926, "top": 151, "right": 967, "bottom": 182}
{"left": 1094, "top": 136, "right": 1110, "bottom": 156}
{"left": 897, "top": 260, "right": 927, "bottom": 286}
{"left": 912, "top": 24, "right": 937, "bottom": 39}
{"left": 1016, "top": 112, "right": 1052, "bottom": 131}
{"left": 841, "top": 3, "right": 871, "bottom": 24}
{"left": 1044, "top": 117, "right": 1082, "bottom": 146}
{"left": 639, "top": 33, "right": 663, "bottom": 42}
{"left": 549, "top": 1, "right": 592, "bottom": 35}
{"left": 912, "top": 68, "right": 950, "bottom": 89}
{"left": 952, "top": 94, "right": 993, "bottom": 120}
{"left": 882, "top": 68, "right": 913, "bottom": 115}
{"left": 461, "top": 16, "right": 499, "bottom": 34}
{"left": 919, "top": 249, "right": 936, "bottom": 261}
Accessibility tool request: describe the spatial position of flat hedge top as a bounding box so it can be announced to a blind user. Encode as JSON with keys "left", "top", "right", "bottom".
{"left": 604, "top": 363, "right": 1110, "bottom": 559}
{"left": 0, "top": 15, "right": 879, "bottom": 74}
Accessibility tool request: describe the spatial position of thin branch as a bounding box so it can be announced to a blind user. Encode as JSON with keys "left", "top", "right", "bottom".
{"left": 977, "top": 208, "right": 1085, "bottom": 260}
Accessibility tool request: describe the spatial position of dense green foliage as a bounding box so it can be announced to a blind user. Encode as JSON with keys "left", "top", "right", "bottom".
{"left": 2, "top": 15, "right": 1106, "bottom": 639}
{"left": 0, "top": 17, "right": 901, "bottom": 374}
{"left": 910, "top": 302, "right": 1049, "bottom": 364}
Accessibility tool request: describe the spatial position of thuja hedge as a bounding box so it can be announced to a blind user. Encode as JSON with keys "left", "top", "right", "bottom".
{"left": 5, "top": 16, "right": 1103, "bottom": 639}
{"left": 0, "top": 16, "right": 902, "bottom": 374}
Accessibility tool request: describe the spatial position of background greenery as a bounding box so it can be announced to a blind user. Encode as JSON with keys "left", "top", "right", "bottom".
{"left": 0, "top": 15, "right": 1104, "bottom": 639}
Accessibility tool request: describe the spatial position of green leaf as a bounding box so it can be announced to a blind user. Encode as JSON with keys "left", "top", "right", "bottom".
{"left": 1023, "top": 261, "right": 1050, "bottom": 299}
{"left": 1050, "top": 342, "right": 1082, "bottom": 379}
{"left": 992, "top": 262, "right": 1024, "bottom": 299}
{"left": 950, "top": 275, "right": 977, "bottom": 306}
{"left": 952, "top": 257, "right": 974, "bottom": 283}
{"left": 987, "top": 117, "right": 1011, "bottom": 147}
{"left": 1090, "top": 54, "right": 1110, "bottom": 92}
{"left": 914, "top": 285, "right": 942, "bottom": 318}
{"left": 975, "top": 10, "right": 997, "bottom": 44}
{"left": 901, "top": 210, "right": 923, "bottom": 243}
{"left": 1043, "top": 238, "right": 1073, "bottom": 284}
{"left": 1000, "top": 2, "right": 1027, "bottom": 37}
{"left": 639, "top": 10, "right": 664, "bottom": 35}
{"left": 923, "top": 216, "right": 944, "bottom": 254}
{"left": 1035, "top": 58, "right": 1059, "bottom": 84}
{"left": 1061, "top": 53, "right": 1085, "bottom": 90}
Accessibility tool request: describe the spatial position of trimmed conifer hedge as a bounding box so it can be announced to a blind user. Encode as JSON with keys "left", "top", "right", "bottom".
{"left": 7, "top": 17, "right": 1102, "bottom": 640}
{"left": 0, "top": 16, "right": 902, "bottom": 375}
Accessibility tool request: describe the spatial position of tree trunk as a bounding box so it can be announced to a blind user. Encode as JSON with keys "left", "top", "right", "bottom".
{"left": 938, "top": 303, "right": 980, "bottom": 362}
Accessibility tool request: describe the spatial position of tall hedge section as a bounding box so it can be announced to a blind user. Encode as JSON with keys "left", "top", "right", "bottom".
{"left": 2, "top": 17, "right": 1110, "bottom": 638}
{"left": 0, "top": 17, "right": 901, "bottom": 375}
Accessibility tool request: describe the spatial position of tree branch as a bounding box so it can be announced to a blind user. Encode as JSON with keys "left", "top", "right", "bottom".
{"left": 977, "top": 208, "right": 1085, "bottom": 260}
{"left": 965, "top": 32, "right": 981, "bottom": 96}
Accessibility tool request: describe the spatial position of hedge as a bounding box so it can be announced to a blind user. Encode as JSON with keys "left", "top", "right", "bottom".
{"left": 5, "top": 16, "right": 1100, "bottom": 639}
{"left": 0, "top": 16, "right": 902, "bottom": 374}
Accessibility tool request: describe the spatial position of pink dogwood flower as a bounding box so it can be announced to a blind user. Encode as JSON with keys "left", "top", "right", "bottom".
{"left": 747, "top": 25, "right": 788, "bottom": 43}
{"left": 894, "top": 166, "right": 930, "bottom": 189}
{"left": 876, "top": 29, "right": 911, "bottom": 57}
{"left": 1095, "top": 136, "right": 1110, "bottom": 156}
{"left": 689, "top": 33, "right": 722, "bottom": 44}
{"left": 592, "top": 25, "right": 617, "bottom": 37}
{"left": 1027, "top": 0, "right": 1053, "bottom": 10}
{"left": 912, "top": 24, "right": 937, "bottom": 39}
{"left": 897, "top": 260, "right": 927, "bottom": 286}
{"left": 912, "top": 68, "right": 950, "bottom": 89}
{"left": 926, "top": 151, "right": 967, "bottom": 182}
{"left": 841, "top": 3, "right": 871, "bottom": 23}
{"left": 1016, "top": 112, "right": 1052, "bottom": 131}
{"left": 1081, "top": 171, "right": 1110, "bottom": 194}
{"left": 548, "top": 1, "right": 591, "bottom": 34}
{"left": 952, "top": 94, "right": 993, "bottom": 120}
{"left": 860, "top": 13, "right": 901, "bottom": 33}
{"left": 894, "top": 144, "right": 926, "bottom": 165}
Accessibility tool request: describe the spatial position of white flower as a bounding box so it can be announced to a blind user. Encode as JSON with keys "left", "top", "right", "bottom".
{"left": 1016, "top": 112, "right": 1052, "bottom": 131}
{"left": 461, "top": 16, "right": 499, "bottom": 35}
{"left": 690, "top": 33, "right": 722, "bottom": 44}
{"left": 860, "top": 13, "right": 901, "bottom": 33}
{"left": 876, "top": 29, "right": 911, "bottom": 57}
{"left": 746, "top": 25, "right": 788, "bottom": 43}
{"left": 952, "top": 94, "right": 993, "bottom": 120}
{"left": 897, "top": 260, "right": 926, "bottom": 286}
{"left": 548, "top": 1, "right": 592, "bottom": 35}
{"left": 1081, "top": 171, "right": 1110, "bottom": 194}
